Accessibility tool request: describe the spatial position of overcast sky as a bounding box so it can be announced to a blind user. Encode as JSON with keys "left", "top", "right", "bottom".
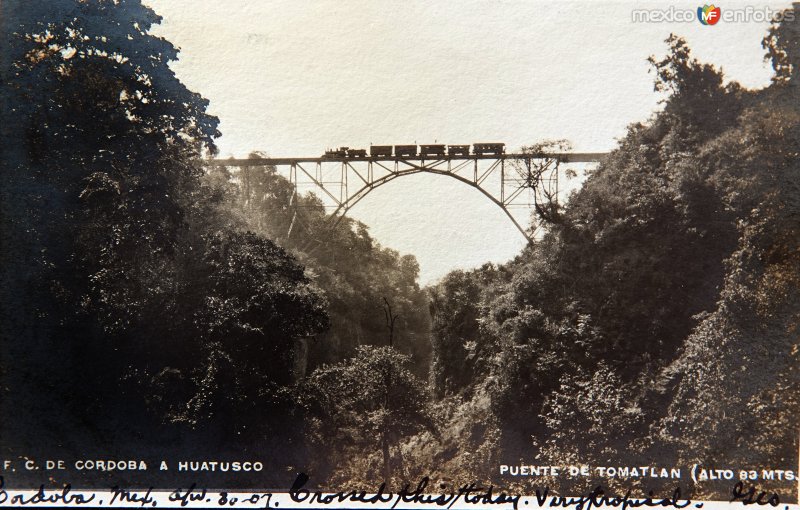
{"left": 146, "top": 0, "right": 788, "bottom": 284}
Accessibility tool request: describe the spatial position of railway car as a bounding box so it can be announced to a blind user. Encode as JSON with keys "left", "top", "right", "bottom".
{"left": 347, "top": 148, "right": 367, "bottom": 158}
{"left": 370, "top": 145, "right": 393, "bottom": 157}
{"left": 447, "top": 144, "right": 470, "bottom": 157}
{"left": 323, "top": 147, "right": 348, "bottom": 158}
{"left": 473, "top": 142, "right": 505, "bottom": 155}
{"left": 394, "top": 144, "right": 417, "bottom": 157}
{"left": 420, "top": 144, "right": 446, "bottom": 157}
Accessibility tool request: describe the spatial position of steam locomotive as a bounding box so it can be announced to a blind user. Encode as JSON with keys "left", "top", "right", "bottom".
{"left": 322, "top": 143, "right": 505, "bottom": 158}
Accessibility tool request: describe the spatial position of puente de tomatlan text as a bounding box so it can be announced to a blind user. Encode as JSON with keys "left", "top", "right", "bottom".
{"left": 207, "top": 143, "right": 607, "bottom": 242}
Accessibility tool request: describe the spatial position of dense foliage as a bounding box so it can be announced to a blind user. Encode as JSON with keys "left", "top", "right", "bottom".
{"left": 1, "top": 0, "right": 430, "bottom": 487}
{"left": 301, "top": 346, "right": 434, "bottom": 485}
{"left": 0, "top": 0, "right": 329, "bottom": 485}
{"left": 421, "top": 12, "right": 799, "bottom": 499}
{"left": 207, "top": 159, "right": 432, "bottom": 376}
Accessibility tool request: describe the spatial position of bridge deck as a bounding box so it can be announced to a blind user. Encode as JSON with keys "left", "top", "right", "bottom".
{"left": 206, "top": 152, "right": 607, "bottom": 166}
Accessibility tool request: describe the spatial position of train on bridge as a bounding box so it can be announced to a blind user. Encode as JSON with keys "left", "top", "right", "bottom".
{"left": 323, "top": 143, "right": 505, "bottom": 159}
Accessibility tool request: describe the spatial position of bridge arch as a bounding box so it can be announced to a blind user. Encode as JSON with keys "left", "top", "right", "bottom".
{"left": 329, "top": 165, "right": 531, "bottom": 241}
{"left": 207, "top": 152, "right": 605, "bottom": 243}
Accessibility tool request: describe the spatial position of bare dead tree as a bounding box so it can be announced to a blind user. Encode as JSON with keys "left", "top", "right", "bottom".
{"left": 383, "top": 297, "right": 399, "bottom": 347}
{"left": 381, "top": 297, "right": 400, "bottom": 483}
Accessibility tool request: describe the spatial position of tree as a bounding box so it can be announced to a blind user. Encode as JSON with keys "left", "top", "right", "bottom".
{"left": 302, "top": 346, "right": 435, "bottom": 486}
{"left": 535, "top": 363, "right": 646, "bottom": 493}
{"left": 1, "top": 0, "right": 220, "bottom": 341}
{"left": 428, "top": 266, "right": 500, "bottom": 398}
{"left": 1, "top": 0, "right": 220, "bottom": 451}
{"left": 513, "top": 139, "right": 573, "bottom": 228}
{"left": 136, "top": 230, "right": 330, "bottom": 441}
{"left": 0, "top": 2, "right": 331, "bottom": 475}
{"left": 762, "top": 2, "right": 800, "bottom": 85}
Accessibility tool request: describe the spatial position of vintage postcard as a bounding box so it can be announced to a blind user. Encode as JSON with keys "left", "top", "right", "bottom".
{"left": 1, "top": 0, "right": 798, "bottom": 508}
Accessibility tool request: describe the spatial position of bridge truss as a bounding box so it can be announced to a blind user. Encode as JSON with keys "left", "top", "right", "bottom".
{"left": 207, "top": 152, "right": 606, "bottom": 243}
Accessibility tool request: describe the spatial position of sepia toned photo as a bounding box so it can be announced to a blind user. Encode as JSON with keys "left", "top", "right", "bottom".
{"left": 1, "top": 1, "right": 798, "bottom": 507}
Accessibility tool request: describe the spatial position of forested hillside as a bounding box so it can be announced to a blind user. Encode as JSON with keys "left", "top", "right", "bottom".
{"left": 415, "top": 19, "right": 800, "bottom": 499}
{"left": 0, "top": 0, "right": 429, "bottom": 487}
{"left": 0, "top": 0, "right": 332, "bottom": 486}
{"left": 205, "top": 159, "right": 432, "bottom": 376}
{"left": 1, "top": 0, "right": 797, "bottom": 499}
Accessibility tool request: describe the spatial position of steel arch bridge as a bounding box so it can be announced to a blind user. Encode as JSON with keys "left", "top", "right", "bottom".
{"left": 207, "top": 151, "right": 606, "bottom": 242}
